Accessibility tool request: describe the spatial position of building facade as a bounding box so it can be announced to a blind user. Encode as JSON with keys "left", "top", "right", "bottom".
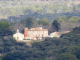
{"left": 24, "top": 27, "right": 48, "bottom": 40}
{"left": 13, "top": 29, "right": 24, "bottom": 40}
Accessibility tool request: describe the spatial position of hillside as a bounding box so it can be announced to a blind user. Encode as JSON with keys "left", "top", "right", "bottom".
{"left": 0, "top": 0, "right": 80, "bottom": 21}
{"left": 0, "top": 26, "right": 80, "bottom": 60}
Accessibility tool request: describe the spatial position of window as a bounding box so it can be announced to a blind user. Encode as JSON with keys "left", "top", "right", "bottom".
{"left": 36, "top": 34, "right": 38, "bottom": 36}
{"left": 42, "top": 34, "right": 44, "bottom": 37}
{"left": 39, "top": 34, "right": 40, "bottom": 36}
{"left": 38, "top": 38, "right": 41, "bottom": 40}
{"left": 37, "top": 34, "right": 40, "bottom": 36}
{"left": 36, "top": 31, "right": 37, "bottom": 33}
{"left": 43, "top": 31, "right": 46, "bottom": 33}
{"left": 44, "top": 31, "right": 46, "bottom": 33}
{"left": 42, "top": 34, "right": 45, "bottom": 37}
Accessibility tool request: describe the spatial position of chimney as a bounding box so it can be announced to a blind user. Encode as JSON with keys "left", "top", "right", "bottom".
{"left": 24, "top": 28, "right": 28, "bottom": 39}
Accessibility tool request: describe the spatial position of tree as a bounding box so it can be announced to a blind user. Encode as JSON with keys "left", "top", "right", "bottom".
{"left": 38, "top": 17, "right": 49, "bottom": 26}
{"left": 2, "top": 51, "right": 26, "bottom": 60}
{"left": 12, "top": 23, "right": 25, "bottom": 33}
{"left": 0, "top": 21, "right": 13, "bottom": 36}
{"left": 50, "top": 19, "right": 60, "bottom": 33}
{"left": 20, "top": 17, "right": 36, "bottom": 28}
{"left": 57, "top": 53, "right": 78, "bottom": 60}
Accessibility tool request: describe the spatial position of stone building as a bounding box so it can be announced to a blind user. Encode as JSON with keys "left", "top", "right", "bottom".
{"left": 13, "top": 29, "right": 24, "bottom": 40}
{"left": 24, "top": 27, "right": 48, "bottom": 40}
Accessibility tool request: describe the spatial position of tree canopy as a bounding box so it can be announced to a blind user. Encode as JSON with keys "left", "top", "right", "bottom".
{"left": 20, "top": 17, "right": 36, "bottom": 28}
{"left": 38, "top": 17, "right": 49, "bottom": 26}
{"left": 0, "top": 26, "right": 80, "bottom": 60}
{"left": 49, "top": 20, "right": 60, "bottom": 33}
{"left": 0, "top": 21, "right": 13, "bottom": 36}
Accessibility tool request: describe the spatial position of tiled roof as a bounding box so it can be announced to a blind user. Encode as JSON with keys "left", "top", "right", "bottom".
{"left": 27, "top": 27, "right": 48, "bottom": 31}
{"left": 50, "top": 31, "right": 71, "bottom": 36}
{"left": 58, "top": 31, "right": 71, "bottom": 35}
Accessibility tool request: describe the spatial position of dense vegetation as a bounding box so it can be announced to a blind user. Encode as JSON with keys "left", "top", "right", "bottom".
{"left": 0, "top": 0, "right": 80, "bottom": 59}
{"left": 10, "top": 15, "right": 80, "bottom": 33}
{"left": 0, "top": 21, "right": 13, "bottom": 36}
{"left": 0, "top": 24, "right": 80, "bottom": 60}
{"left": 0, "top": 0, "right": 80, "bottom": 21}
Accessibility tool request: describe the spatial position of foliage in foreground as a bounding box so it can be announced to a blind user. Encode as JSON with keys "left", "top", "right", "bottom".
{"left": 0, "top": 21, "right": 13, "bottom": 36}
{"left": 1, "top": 26, "right": 80, "bottom": 60}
